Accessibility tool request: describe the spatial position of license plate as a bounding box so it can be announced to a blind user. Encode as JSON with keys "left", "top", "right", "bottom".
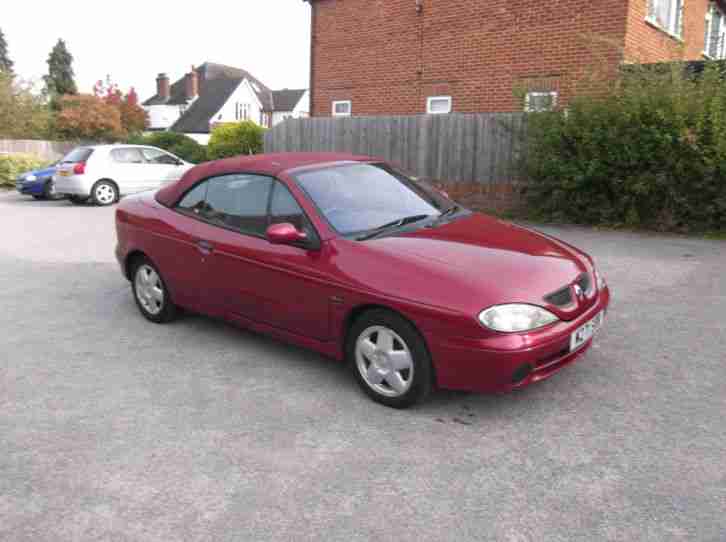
{"left": 59, "top": 170, "right": 71, "bottom": 176}
{"left": 570, "top": 311, "right": 604, "bottom": 352}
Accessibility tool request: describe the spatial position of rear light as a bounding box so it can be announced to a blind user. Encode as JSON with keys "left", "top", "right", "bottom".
{"left": 73, "top": 162, "right": 86, "bottom": 175}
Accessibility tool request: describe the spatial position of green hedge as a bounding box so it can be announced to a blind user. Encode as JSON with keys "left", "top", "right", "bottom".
{"left": 207, "top": 121, "right": 264, "bottom": 160}
{"left": 127, "top": 132, "right": 208, "bottom": 164}
{"left": 526, "top": 62, "right": 726, "bottom": 232}
{"left": 0, "top": 154, "right": 51, "bottom": 188}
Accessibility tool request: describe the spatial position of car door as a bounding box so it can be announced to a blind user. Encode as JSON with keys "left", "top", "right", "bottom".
{"left": 251, "top": 180, "right": 334, "bottom": 340}
{"left": 109, "top": 147, "right": 149, "bottom": 195}
{"left": 139, "top": 147, "right": 188, "bottom": 189}
{"left": 150, "top": 181, "right": 215, "bottom": 314}
{"left": 195, "top": 174, "right": 332, "bottom": 340}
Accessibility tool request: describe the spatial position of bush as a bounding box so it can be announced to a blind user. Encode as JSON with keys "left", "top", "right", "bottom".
{"left": 128, "top": 131, "right": 208, "bottom": 164}
{"left": 0, "top": 154, "right": 50, "bottom": 187}
{"left": 53, "top": 94, "right": 125, "bottom": 142}
{"left": 526, "top": 61, "right": 726, "bottom": 232}
{"left": 207, "top": 121, "right": 264, "bottom": 160}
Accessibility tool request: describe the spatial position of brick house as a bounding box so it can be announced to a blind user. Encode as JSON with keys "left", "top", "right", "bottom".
{"left": 306, "top": 0, "right": 726, "bottom": 117}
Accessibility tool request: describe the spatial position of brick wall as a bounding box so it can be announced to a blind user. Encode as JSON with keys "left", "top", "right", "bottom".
{"left": 310, "top": 0, "right": 630, "bottom": 117}
{"left": 309, "top": 0, "right": 716, "bottom": 117}
{"left": 624, "top": 0, "right": 709, "bottom": 62}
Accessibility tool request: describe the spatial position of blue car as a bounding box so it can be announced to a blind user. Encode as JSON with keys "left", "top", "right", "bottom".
{"left": 16, "top": 163, "right": 64, "bottom": 200}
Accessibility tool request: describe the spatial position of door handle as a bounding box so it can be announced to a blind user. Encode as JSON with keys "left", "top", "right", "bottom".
{"left": 196, "top": 240, "right": 214, "bottom": 255}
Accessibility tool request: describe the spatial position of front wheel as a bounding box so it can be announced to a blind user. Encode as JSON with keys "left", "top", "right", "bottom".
{"left": 43, "top": 180, "right": 63, "bottom": 200}
{"left": 91, "top": 180, "right": 118, "bottom": 206}
{"left": 131, "top": 257, "right": 178, "bottom": 324}
{"left": 347, "top": 309, "right": 434, "bottom": 408}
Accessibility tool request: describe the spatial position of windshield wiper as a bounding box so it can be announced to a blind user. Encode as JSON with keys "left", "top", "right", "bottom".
{"left": 356, "top": 214, "right": 432, "bottom": 241}
{"left": 439, "top": 204, "right": 461, "bottom": 219}
{"left": 430, "top": 204, "right": 462, "bottom": 225}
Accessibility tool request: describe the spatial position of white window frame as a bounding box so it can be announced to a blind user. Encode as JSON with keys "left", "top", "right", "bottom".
{"left": 332, "top": 100, "right": 352, "bottom": 117}
{"left": 646, "top": 0, "right": 684, "bottom": 39}
{"left": 524, "top": 91, "right": 558, "bottom": 113}
{"left": 236, "top": 102, "right": 251, "bottom": 121}
{"left": 704, "top": 2, "right": 726, "bottom": 58}
{"left": 426, "top": 95, "right": 453, "bottom": 115}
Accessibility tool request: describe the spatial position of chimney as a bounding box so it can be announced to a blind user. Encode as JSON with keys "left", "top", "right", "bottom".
{"left": 185, "top": 66, "right": 199, "bottom": 100}
{"left": 156, "top": 73, "right": 170, "bottom": 100}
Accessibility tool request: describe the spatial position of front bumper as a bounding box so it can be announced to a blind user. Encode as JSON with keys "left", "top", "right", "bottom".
{"left": 16, "top": 179, "right": 45, "bottom": 195}
{"left": 54, "top": 174, "right": 91, "bottom": 196}
{"left": 427, "top": 286, "right": 611, "bottom": 393}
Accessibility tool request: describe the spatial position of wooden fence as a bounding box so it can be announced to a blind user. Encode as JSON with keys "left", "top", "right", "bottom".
{"left": 264, "top": 113, "right": 528, "bottom": 184}
{"left": 0, "top": 139, "right": 80, "bottom": 161}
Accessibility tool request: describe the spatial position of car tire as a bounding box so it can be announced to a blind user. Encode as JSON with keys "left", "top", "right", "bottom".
{"left": 347, "top": 309, "right": 434, "bottom": 408}
{"left": 91, "top": 180, "right": 118, "bottom": 206}
{"left": 69, "top": 195, "right": 88, "bottom": 205}
{"left": 131, "top": 256, "right": 178, "bottom": 324}
{"left": 32, "top": 195, "right": 44, "bottom": 200}
{"left": 43, "top": 180, "right": 62, "bottom": 200}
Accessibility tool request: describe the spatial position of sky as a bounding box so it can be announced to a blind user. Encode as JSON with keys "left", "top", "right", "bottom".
{"left": 2, "top": 0, "right": 312, "bottom": 99}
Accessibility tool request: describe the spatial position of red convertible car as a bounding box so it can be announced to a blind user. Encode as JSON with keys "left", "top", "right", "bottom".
{"left": 115, "top": 153, "right": 610, "bottom": 408}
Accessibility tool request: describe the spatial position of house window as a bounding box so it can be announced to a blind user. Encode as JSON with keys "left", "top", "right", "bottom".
{"left": 646, "top": 0, "right": 684, "bottom": 38}
{"left": 236, "top": 103, "right": 251, "bottom": 121}
{"left": 332, "top": 100, "right": 352, "bottom": 117}
{"left": 426, "top": 96, "right": 452, "bottom": 115}
{"left": 525, "top": 92, "right": 558, "bottom": 112}
{"left": 705, "top": 2, "right": 726, "bottom": 58}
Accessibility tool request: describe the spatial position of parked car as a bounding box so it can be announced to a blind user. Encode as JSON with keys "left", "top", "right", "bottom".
{"left": 54, "top": 145, "right": 193, "bottom": 206}
{"left": 15, "top": 162, "right": 63, "bottom": 200}
{"left": 115, "top": 153, "right": 610, "bottom": 408}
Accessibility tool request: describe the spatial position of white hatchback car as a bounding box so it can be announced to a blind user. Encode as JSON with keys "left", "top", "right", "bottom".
{"left": 54, "top": 145, "right": 194, "bottom": 206}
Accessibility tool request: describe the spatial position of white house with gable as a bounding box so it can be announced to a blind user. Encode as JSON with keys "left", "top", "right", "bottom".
{"left": 143, "top": 62, "right": 309, "bottom": 145}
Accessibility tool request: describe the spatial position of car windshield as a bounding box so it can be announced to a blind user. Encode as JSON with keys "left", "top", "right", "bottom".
{"left": 61, "top": 147, "right": 93, "bottom": 164}
{"left": 294, "top": 163, "right": 446, "bottom": 236}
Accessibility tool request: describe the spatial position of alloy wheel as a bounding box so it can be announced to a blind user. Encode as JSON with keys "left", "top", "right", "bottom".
{"left": 355, "top": 325, "right": 415, "bottom": 397}
{"left": 134, "top": 264, "right": 164, "bottom": 316}
{"left": 95, "top": 183, "right": 116, "bottom": 205}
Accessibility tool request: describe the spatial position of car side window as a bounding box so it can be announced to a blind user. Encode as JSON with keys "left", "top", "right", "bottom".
{"left": 142, "top": 148, "right": 179, "bottom": 165}
{"left": 203, "top": 174, "right": 273, "bottom": 236}
{"left": 269, "top": 182, "right": 312, "bottom": 235}
{"left": 176, "top": 181, "right": 209, "bottom": 217}
{"left": 111, "top": 148, "right": 145, "bottom": 164}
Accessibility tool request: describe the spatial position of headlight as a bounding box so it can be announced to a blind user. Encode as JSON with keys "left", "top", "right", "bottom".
{"left": 25, "top": 175, "right": 37, "bottom": 181}
{"left": 479, "top": 304, "right": 559, "bottom": 333}
{"left": 594, "top": 268, "right": 606, "bottom": 290}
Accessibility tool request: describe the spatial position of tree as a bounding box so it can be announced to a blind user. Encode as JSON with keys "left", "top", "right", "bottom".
{"left": 119, "top": 88, "right": 148, "bottom": 136}
{"left": 208, "top": 121, "right": 265, "bottom": 159}
{"left": 0, "top": 28, "right": 13, "bottom": 75}
{"left": 44, "top": 39, "right": 77, "bottom": 99}
{"left": 0, "top": 72, "right": 51, "bottom": 139}
{"left": 94, "top": 77, "right": 147, "bottom": 136}
{"left": 54, "top": 94, "right": 124, "bottom": 142}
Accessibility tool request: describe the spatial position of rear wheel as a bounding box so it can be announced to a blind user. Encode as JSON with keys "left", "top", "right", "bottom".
{"left": 91, "top": 180, "right": 118, "bottom": 206}
{"left": 347, "top": 309, "right": 433, "bottom": 408}
{"left": 131, "top": 257, "right": 178, "bottom": 324}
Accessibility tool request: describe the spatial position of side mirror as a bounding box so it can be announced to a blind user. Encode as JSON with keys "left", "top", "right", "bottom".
{"left": 266, "top": 223, "right": 308, "bottom": 246}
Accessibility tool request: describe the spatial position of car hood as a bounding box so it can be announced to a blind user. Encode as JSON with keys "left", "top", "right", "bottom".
{"left": 333, "top": 213, "right": 591, "bottom": 320}
{"left": 21, "top": 166, "right": 56, "bottom": 179}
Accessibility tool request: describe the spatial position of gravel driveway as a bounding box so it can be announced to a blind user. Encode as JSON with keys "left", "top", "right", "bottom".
{"left": 1, "top": 190, "right": 724, "bottom": 542}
